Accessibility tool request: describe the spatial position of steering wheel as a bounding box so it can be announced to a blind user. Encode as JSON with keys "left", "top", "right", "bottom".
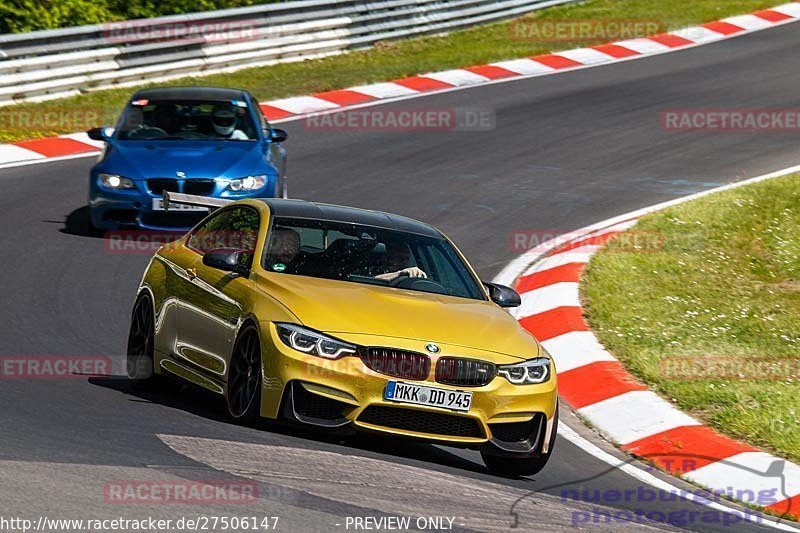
{"left": 389, "top": 274, "right": 448, "bottom": 294}
{"left": 131, "top": 126, "right": 168, "bottom": 138}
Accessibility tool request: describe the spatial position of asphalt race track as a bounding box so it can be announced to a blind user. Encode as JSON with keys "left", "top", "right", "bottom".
{"left": 1, "top": 21, "right": 799, "bottom": 532}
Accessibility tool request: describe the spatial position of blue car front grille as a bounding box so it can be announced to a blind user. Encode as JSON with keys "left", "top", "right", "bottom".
{"left": 147, "top": 178, "right": 179, "bottom": 195}
{"left": 146, "top": 178, "right": 215, "bottom": 197}
{"left": 183, "top": 179, "right": 215, "bottom": 196}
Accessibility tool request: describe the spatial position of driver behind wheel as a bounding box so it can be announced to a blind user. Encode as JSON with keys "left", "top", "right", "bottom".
{"left": 212, "top": 105, "right": 249, "bottom": 140}
{"left": 265, "top": 228, "right": 301, "bottom": 273}
{"left": 375, "top": 241, "right": 427, "bottom": 281}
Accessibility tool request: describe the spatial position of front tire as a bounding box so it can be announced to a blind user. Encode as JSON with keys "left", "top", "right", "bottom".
{"left": 86, "top": 207, "right": 106, "bottom": 238}
{"left": 482, "top": 407, "right": 559, "bottom": 477}
{"left": 226, "top": 324, "right": 262, "bottom": 423}
{"left": 126, "top": 295, "right": 156, "bottom": 387}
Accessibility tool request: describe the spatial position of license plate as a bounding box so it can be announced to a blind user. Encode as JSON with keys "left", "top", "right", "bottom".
{"left": 385, "top": 381, "right": 472, "bottom": 412}
{"left": 152, "top": 198, "right": 208, "bottom": 212}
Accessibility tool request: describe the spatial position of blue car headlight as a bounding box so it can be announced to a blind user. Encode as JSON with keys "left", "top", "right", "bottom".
{"left": 498, "top": 357, "right": 551, "bottom": 385}
{"left": 99, "top": 173, "right": 136, "bottom": 190}
{"left": 227, "top": 175, "right": 267, "bottom": 192}
{"left": 276, "top": 323, "right": 356, "bottom": 360}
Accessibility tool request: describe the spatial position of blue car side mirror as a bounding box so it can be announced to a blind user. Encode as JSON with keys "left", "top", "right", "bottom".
{"left": 268, "top": 128, "right": 288, "bottom": 143}
{"left": 87, "top": 127, "right": 115, "bottom": 142}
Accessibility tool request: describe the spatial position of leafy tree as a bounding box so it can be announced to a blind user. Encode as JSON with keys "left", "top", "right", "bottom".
{"left": 0, "top": 0, "right": 114, "bottom": 33}
{"left": 106, "top": 0, "right": 261, "bottom": 21}
{"left": 0, "top": 0, "right": 278, "bottom": 33}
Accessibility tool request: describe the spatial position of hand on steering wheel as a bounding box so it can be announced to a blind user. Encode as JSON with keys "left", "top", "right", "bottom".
{"left": 389, "top": 270, "right": 448, "bottom": 294}
{"left": 398, "top": 267, "right": 427, "bottom": 279}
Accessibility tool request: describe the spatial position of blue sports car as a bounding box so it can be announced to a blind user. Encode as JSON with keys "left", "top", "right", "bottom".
{"left": 87, "top": 86, "right": 288, "bottom": 231}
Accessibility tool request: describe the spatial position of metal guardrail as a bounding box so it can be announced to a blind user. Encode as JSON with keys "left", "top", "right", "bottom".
{"left": 0, "top": 0, "right": 577, "bottom": 105}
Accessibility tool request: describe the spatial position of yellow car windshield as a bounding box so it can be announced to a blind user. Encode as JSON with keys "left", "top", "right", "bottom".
{"left": 263, "top": 217, "right": 485, "bottom": 300}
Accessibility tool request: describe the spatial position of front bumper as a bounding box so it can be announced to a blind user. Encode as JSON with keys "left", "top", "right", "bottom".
{"left": 259, "top": 324, "right": 558, "bottom": 455}
{"left": 90, "top": 196, "right": 210, "bottom": 231}
{"left": 89, "top": 175, "right": 277, "bottom": 231}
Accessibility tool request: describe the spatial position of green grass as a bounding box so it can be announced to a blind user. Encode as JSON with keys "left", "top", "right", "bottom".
{"left": 0, "top": 0, "right": 781, "bottom": 142}
{"left": 582, "top": 174, "right": 800, "bottom": 464}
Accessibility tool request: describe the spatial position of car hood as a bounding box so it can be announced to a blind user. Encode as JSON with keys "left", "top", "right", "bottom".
{"left": 105, "top": 140, "right": 266, "bottom": 179}
{"left": 257, "top": 274, "right": 539, "bottom": 361}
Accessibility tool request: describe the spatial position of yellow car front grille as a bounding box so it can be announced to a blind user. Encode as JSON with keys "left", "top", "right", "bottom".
{"left": 357, "top": 404, "right": 484, "bottom": 439}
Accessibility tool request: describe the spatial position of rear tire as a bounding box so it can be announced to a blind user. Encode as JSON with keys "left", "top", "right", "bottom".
{"left": 126, "top": 295, "right": 157, "bottom": 388}
{"left": 482, "top": 407, "right": 559, "bottom": 477}
{"left": 226, "top": 324, "right": 262, "bottom": 423}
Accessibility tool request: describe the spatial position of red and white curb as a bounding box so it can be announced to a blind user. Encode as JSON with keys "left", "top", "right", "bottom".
{"left": 495, "top": 164, "right": 800, "bottom": 523}
{"left": 0, "top": 132, "right": 105, "bottom": 169}
{"left": 2, "top": 3, "right": 800, "bottom": 169}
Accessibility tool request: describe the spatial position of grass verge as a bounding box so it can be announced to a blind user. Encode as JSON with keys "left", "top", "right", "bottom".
{"left": 582, "top": 174, "right": 800, "bottom": 464}
{"left": 0, "top": 0, "right": 782, "bottom": 142}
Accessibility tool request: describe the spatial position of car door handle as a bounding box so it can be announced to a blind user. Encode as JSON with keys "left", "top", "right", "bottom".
{"left": 186, "top": 268, "right": 197, "bottom": 280}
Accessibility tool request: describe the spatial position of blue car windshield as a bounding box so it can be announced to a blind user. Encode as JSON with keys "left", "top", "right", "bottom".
{"left": 116, "top": 99, "right": 258, "bottom": 141}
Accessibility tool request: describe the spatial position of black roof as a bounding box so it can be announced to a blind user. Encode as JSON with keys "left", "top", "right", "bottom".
{"left": 130, "top": 86, "right": 248, "bottom": 102}
{"left": 259, "top": 199, "right": 443, "bottom": 239}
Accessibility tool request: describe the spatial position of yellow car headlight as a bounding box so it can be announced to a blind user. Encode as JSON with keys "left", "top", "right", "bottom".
{"left": 276, "top": 323, "right": 356, "bottom": 360}
{"left": 498, "top": 357, "right": 551, "bottom": 385}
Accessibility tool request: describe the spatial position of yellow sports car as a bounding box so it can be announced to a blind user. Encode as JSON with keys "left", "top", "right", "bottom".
{"left": 127, "top": 193, "right": 558, "bottom": 475}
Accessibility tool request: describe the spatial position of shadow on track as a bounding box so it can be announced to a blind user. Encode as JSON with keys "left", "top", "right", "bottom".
{"left": 58, "top": 205, "right": 104, "bottom": 238}
{"left": 88, "top": 375, "right": 486, "bottom": 475}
